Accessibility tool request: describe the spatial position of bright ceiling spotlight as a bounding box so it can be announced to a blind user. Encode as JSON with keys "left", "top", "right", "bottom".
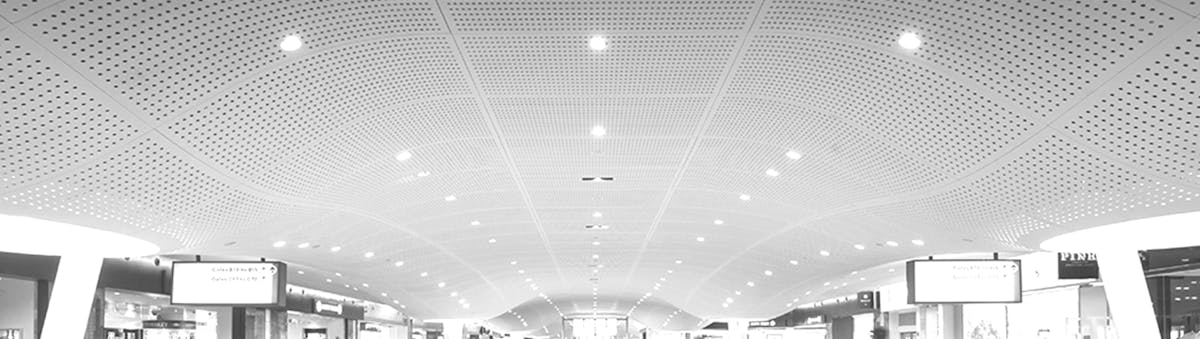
{"left": 746, "top": 281, "right": 755, "bottom": 287}
{"left": 764, "top": 270, "right": 773, "bottom": 276}
{"left": 786, "top": 150, "right": 802, "bottom": 160}
{"left": 470, "top": 220, "right": 481, "bottom": 226}
{"left": 886, "top": 241, "right": 899, "bottom": 247}
{"left": 330, "top": 246, "right": 342, "bottom": 252}
{"left": 695, "top": 236, "right": 705, "bottom": 242}
{"left": 591, "top": 125, "right": 607, "bottom": 137}
{"left": 394, "top": 261, "right": 405, "bottom": 267}
{"left": 713, "top": 219, "right": 724, "bottom": 225}
{"left": 444, "top": 195, "right": 457, "bottom": 202}
{"left": 589, "top": 36, "right": 609, "bottom": 51}
{"left": 898, "top": 32, "right": 922, "bottom": 50}
{"left": 853, "top": 244, "right": 866, "bottom": 250}
{"left": 765, "top": 169, "right": 780, "bottom": 177}
{"left": 395, "top": 150, "right": 413, "bottom": 162}
{"left": 819, "top": 250, "right": 830, "bottom": 256}
{"left": 363, "top": 252, "right": 375, "bottom": 258}
{"left": 273, "top": 241, "right": 287, "bottom": 248}
{"left": 912, "top": 239, "right": 926, "bottom": 246}
{"left": 280, "top": 35, "right": 303, "bottom": 51}
{"left": 593, "top": 211, "right": 603, "bottom": 218}
{"left": 739, "top": 194, "right": 751, "bottom": 201}
{"left": 1041, "top": 211, "right": 1200, "bottom": 252}
{"left": 488, "top": 238, "right": 497, "bottom": 244}
{"left": 297, "top": 242, "right": 310, "bottom": 249}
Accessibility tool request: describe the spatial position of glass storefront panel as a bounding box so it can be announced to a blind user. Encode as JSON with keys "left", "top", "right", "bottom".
{"left": 0, "top": 275, "right": 36, "bottom": 339}
{"left": 287, "top": 311, "right": 346, "bottom": 339}
{"left": 102, "top": 288, "right": 222, "bottom": 339}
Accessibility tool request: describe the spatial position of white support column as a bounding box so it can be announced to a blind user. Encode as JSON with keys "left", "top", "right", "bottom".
{"left": 40, "top": 255, "right": 104, "bottom": 339}
{"left": 1096, "top": 250, "right": 1160, "bottom": 339}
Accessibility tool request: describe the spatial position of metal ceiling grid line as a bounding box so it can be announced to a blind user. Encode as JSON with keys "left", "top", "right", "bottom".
{"left": 430, "top": 0, "right": 570, "bottom": 287}
{"left": 620, "top": 0, "right": 770, "bottom": 293}
{"left": 674, "top": 6, "right": 1197, "bottom": 314}
{"left": 0, "top": 0, "right": 67, "bottom": 25}
{"left": 1156, "top": 0, "right": 1200, "bottom": 17}
{"left": 1053, "top": 128, "right": 1200, "bottom": 193}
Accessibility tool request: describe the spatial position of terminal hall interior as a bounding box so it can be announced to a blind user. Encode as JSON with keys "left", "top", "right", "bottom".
{"left": 0, "top": 0, "right": 1199, "bottom": 339}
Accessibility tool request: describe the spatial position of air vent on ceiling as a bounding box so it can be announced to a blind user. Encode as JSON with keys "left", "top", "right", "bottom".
{"left": 585, "top": 224, "right": 610, "bottom": 230}
{"left": 581, "top": 177, "right": 614, "bottom": 182}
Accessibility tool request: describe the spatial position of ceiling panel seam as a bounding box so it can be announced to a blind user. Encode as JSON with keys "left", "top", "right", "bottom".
{"left": 429, "top": 0, "right": 570, "bottom": 287}
{"left": 676, "top": 14, "right": 1196, "bottom": 310}
{"left": 625, "top": 0, "right": 771, "bottom": 309}
{"left": 1051, "top": 127, "right": 1200, "bottom": 193}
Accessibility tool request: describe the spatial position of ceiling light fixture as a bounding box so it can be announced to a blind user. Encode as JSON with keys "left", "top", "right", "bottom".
{"left": 273, "top": 241, "right": 287, "bottom": 248}
{"left": 280, "top": 35, "right": 303, "bottom": 51}
{"left": 789, "top": 260, "right": 799, "bottom": 265}
{"left": 714, "top": 219, "right": 724, "bottom": 225}
{"left": 739, "top": 194, "right": 751, "bottom": 201}
{"left": 786, "top": 151, "right": 802, "bottom": 160}
{"left": 471, "top": 220, "right": 481, "bottom": 226}
{"left": 445, "top": 195, "right": 457, "bottom": 202}
{"left": 912, "top": 239, "right": 925, "bottom": 246}
{"left": 394, "top": 261, "right": 404, "bottom": 267}
{"left": 395, "top": 150, "right": 413, "bottom": 162}
{"left": 764, "top": 270, "right": 773, "bottom": 276}
{"left": 886, "top": 241, "right": 899, "bottom": 247}
{"left": 488, "top": 238, "right": 497, "bottom": 244}
{"left": 696, "top": 236, "right": 705, "bottom": 242}
{"left": 898, "top": 32, "right": 922, "bottom": 50}
{"left": 746, "top": 281, "right": 755, "bottom": 287}
{"left": 853, "top": 244, "right": 866, "bottom": 250}
{"left": 331, "top": 246, "right": 342, "bottom": 252}
{"left": 297, "top": 243, "right": 310, "bottom": 249}
{"left": 588, "top": 36, "right": 609, "bottom": 51}
{"left": 819, "top": 250, "right": 831, "bottom": 256}
{"left": 417, "top": 171, "right": 430, "bottom": 177}
{"left": 765, "top": 169, "right": 780, "bottom": 177}
{"left": 364, "top": 252, "right": 375, "bottom": 258}
{"left": 593, "top": 212, "right": 603, "bottom": 218}
{"left": 591, "top": 125, "right": 607, "bottom": 137}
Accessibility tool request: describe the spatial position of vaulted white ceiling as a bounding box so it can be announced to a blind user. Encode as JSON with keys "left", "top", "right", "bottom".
{"left": 1, "top": 0, "right": 1199, "bottom": 332}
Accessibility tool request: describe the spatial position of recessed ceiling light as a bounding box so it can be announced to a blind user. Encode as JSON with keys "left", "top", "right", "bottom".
{"left": 588, "top": 36, "right": 609, "bottom": 51}
{"left": 394, "top": 261, "right": 404, "bottom": 267}
{"left": 326, "top": 279, "right": 333, "bottom": 283}
{"left": 853, "top": 244, "right": 866, "bottom": 250}
{"left": 593, "top": 211, "right": 603, "bottom": 218}
{"left": 298, "top": 271, "right": 305, "bottom": 275}
{"left": 335, "top": 272, "right": 343, "bottom": 277}
{"left": 417, "top": 171, "right": 430, "bottom": 177}
{"left": 330, "top": 246, "right": 342, "bottom": 252}
{"left": 823, "top": 282, "right": 830, "bottom": 286}
{"left": 739, "top": 194, "right": 751, "bottom": 201}
{"left": 471, "top": 220, "right": 481, "bottom": 226}
{"left": 272, "top": 241, "right": 287, "bottom": 248}
{"left": 726, "top": 297, "right": 734, "bottom": 303}
{"left": 675, "top": 260, "right": 683, "bottom": 264}
{"left": 488, "top": 238, "right": 497, "bottom": 244}
{"left": 362, "top": 283, "right": 370, "bottom": 287}
{"left": 114, "top": 292, "right": 121, "bottom": 296}
{"left": 420, "top": 272, "right": 428, "bottom": 277}
{"left": 518, "top": 269, "right": 526, "bottom": 274}
{"left": 438, "top": 282, "right": 446, "bottom": 288}
{"left": 593, "top": 254, "right": 600, "bottom": 259}
{"left": 898, "top": 32, "right": 922, "bottom": 50}
{"left": 591, "top": 125, "right": 607, "bottom": 137}
{"left": 746, "top": 281, "right": 755, "bottom": 287}
{"left": 364, "top": 252, "right": 375, "bottom": 258}
{"left": 886, "top": 241, "right": 899, "bottom": 247}
{"left": 888, "top": 268, "right": 895, "bottom": 272}
{"left": 400, "top": 305, "right": 406, "bottom": 309}
{"left": 713, "top": 219, "right": 724, "bottom": 225}
{"left": 592, "top": 241, "right": 600, "bottom": 246}
{"left": 445, "top": 195, "right": 457, "bottom": 202}
{"left": 789, "top": 260, "right": 799, "bottom": 265}
{"left": 451, "top": 292, "right": 458, "bottom": 297}
{"left": 765, "top": 169, "right": 780, "bottom": 177}
{"left": 819, "top": 250, "right": 831, "bottom": 256}
{"left": 297, "top": 242, "right": 310, "bottom": 249}
{"left": 696, "top": 236, "right": 706, "bottom": 242}
{"left": 764, "top": 270, "right": 773, "bottom": 276}
{"left": 734, "top": 290, "right": 741, "bottom": 295}
{"left": 786, "top": 150, "right": 802, "bottom": 160}
{"left": 510, "top": 261, "right": 518, "bottom": 265}
{"left": 912, "top": 239, "right": 925, "bottom": 246}
{"left": 395, "top": 150, "right": 413, "bottom": 162}
{"left": 280, "top": 35, "right": 303, "bottom": 51}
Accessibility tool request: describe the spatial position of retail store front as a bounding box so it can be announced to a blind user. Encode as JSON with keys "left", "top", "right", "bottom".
{"left": 0, "top": 275, "right": 36, "bottom": 339}
{"left": 101, "top": 288, "right": 226, "bottom": 339}
{"left": 285, "top": 294, "right": 365, "bottom": 339}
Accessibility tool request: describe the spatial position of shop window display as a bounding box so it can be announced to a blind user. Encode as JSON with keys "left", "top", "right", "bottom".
{"left": 102, "top": 289, "right": 221, "bottom": 339}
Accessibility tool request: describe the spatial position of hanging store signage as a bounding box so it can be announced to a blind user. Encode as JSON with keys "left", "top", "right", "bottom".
{"left": 747, "top": 320, "right": 777, "bottom": 328}
{"left": 1057, "top": 252, "right": 1099, "bottom": 279}
{"left": 171, "top": 261, "right": 287, "bottom": 307}
{"left": 856, "top": 291, "right": 876, "bottom": 309}
{"left": 802, "top": 315, "right": 826, "bottom": 325}
{"left": 315, "top": 300, "right": 345, "bottom": 316}
{"left": 906, "top": 259, "right": 1022, "bottom": 304}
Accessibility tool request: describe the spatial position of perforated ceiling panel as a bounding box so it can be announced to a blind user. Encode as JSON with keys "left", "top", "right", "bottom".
{"left": 1, "top": 0, "right": 1199, "bottom": 330}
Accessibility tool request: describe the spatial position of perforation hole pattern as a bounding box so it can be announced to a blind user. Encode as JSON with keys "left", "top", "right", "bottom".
{"left": 461, "top": 35, "right": 737, "bottom": 97}
{"left": 489, "top": 97, "right": 707, "bottom": 138}
{"left": 23, "top": 0, "right": 443, "bottom": 121}
{"left": 732, "top": 35, "right": 1034, "bottom": 175}
{"left": 0, "top": 0, "right": 55, "bottom": 22}
{"left": 1, "top": 35, "right": 139, "bottom": 190}
{"left": 758, "top": 0, "right": 1177, "bottom": 117}
{"left": 916, "top": 134, "right": 1199, "bottom": 245}
{"left": 705, "top": 96, "right": 947, "bottom": 194}
{"left": 1063, "top": 29, "right": 1200, "bottom": 186}
{"left": 444, "top": 0, "right": 757, "bottom": 32}
{"left": 166, "top": 36, "right": 470, "bottom": 184}
{"left": 254, "top": 97, "right": 490, "bottom": 199}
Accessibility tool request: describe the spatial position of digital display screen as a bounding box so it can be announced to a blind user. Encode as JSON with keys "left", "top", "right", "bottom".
{"left": 906, "top": 260, "right": 1022, "bottom": 304}
{"left": 171, "top": 262, "right": 286, "bottom": 307}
